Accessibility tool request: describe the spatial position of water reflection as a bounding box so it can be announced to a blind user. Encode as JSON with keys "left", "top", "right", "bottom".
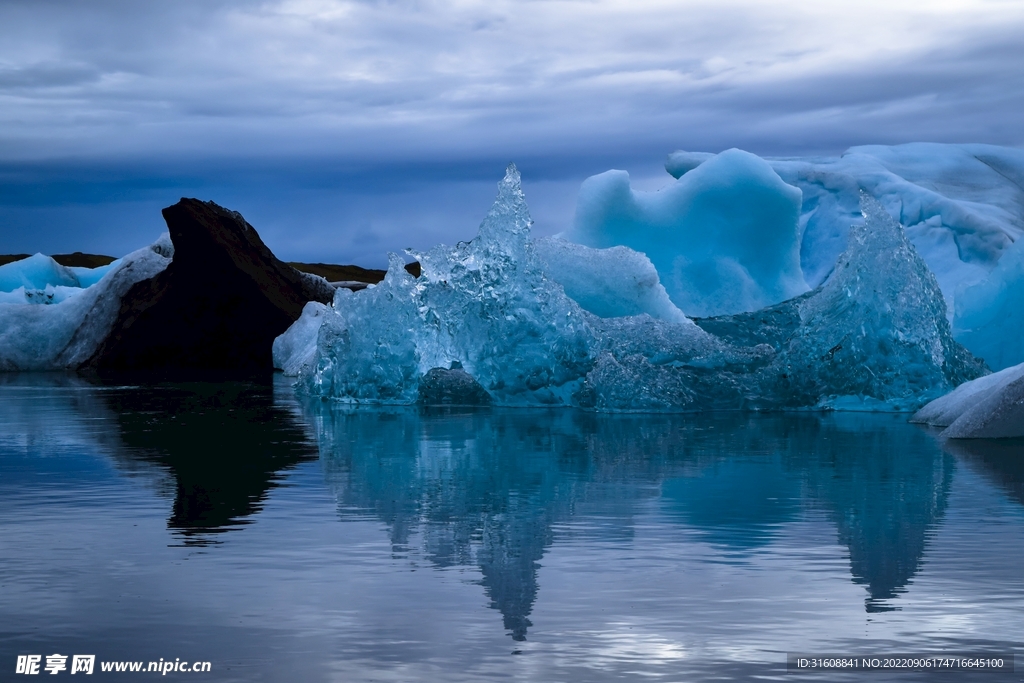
{"left": 0, "top": 376, "right": 965, "bottom": 638}
{"left": 98, "top": 382, "right": 319, "bottom": 542}
{"left": 300, "top": 403, "right": 955, "bottom": 637}
{"left": 942, "top": 438, "right": 1024, "bottom": 509}
{"left": 792, "top": 415, "right": 954, "bottom": 612}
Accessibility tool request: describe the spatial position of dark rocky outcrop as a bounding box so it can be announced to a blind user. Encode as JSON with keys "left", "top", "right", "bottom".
{"left": 418, "top": 363, "right": 493, "bottom": 406}
{"left": 84, "top": 199, "right": 335, "bottom": 378}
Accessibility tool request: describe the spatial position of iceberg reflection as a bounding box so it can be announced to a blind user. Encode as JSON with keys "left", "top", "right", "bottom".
{"left": 302, "top": 402, "right": 953, "bottom": 636}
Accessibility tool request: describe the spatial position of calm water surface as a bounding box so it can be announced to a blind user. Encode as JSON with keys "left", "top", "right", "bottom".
{"left": 1, "top": 375, "right": 1023, "bottom": 682}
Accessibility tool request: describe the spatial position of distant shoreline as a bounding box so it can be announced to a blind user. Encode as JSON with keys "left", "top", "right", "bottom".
{"left": 0, "top": 252, "right": 416, "bottom": 284}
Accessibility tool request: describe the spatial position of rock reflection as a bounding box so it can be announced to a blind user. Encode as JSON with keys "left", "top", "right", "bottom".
{"left": 301, "top": 404, "right": 954, "bottom": 637}
{"left": 100, "top": 381, "right": 319, "bottom": 543}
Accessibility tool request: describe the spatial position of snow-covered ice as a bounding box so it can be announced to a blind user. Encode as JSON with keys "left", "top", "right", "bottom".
{"left": 565, "top": 148, "right": 807, "bottom": 317}
{"left": 913, "top": 362, "right": 1024, "bottom": 439}
{"left": 0, "top": 236, "right": 173, "bottom": 371}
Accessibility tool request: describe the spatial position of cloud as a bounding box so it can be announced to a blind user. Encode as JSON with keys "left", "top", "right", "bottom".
{"left": 0, "top": 0, "right": 1021, "bottom": 260}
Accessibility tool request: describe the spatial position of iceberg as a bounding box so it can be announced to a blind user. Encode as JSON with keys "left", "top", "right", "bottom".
{"left": 301, "top": 165, "right": 595, "bottom": 406}
{"left": 669, "top": 143, "right": 1024, "bottom": 314}
{"left": 0, "top": 253, "right": 80, "bottom": 292}
{"left": 287, "top": 166, "right": 982, "bottom": 412}
{"left": 0, "top": 253, "right": 121, "bottom": 305}
{"left": 952, "top": 235, "right": 1024, "bottom": 371}
{"left": 0, "top": 236, "right": 173, "bottom": 371}
{"left": 663, "top": 143, "right": 1024, "bottom": 372}
{"left": 565, "top": 148, "right": 807, "bottom": 317}
{"left": 913, "top": 362, "right": 1024, "bottom": 439}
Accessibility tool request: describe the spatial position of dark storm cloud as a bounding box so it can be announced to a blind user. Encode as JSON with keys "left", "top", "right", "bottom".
{"left": 0, "top": 0, "right": 1022, "bottom": 260}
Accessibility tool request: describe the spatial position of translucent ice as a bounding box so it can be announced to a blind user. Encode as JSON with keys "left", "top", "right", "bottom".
{"left": 303, "top": 165, "right": 595, "bottom": 406}
{"left": 0, "top": 236, "right": 173, "bottom": 371}
{"left": 291, "top": 170, "right": 980, "bottom": 412}
{"left": 566, "top": 148, "right": 807, "bottom": 317}
{"left": 913, "top": 362, "right": 1024, "bottom": 439}
{"left": 953, "top": 235, "right": 1024, "bottom": 371}
{"left": 533, "top": 237, "right": 687, "bottom": 322}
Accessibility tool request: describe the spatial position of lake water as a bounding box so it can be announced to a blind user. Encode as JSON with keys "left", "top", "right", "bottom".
{"left": 1, "top": 375, "right": 1023, "bottom": 682}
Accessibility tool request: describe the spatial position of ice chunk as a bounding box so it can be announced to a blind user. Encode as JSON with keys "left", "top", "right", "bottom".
{"left": 0, "top": 235, "right": 173, "bottom": 371}
{"left": 0, "top": 253, "right": 80, "bottom": 292}
{"left": 566, "top": 148, "right": 806, "bottom": 317}
{"left": 272, "top": 301, "right": 328, "bottom": 376}
{"left": 913, "top": 362, "right": 1024, "bottom": 439}
{"left": 953, "top": 235, "right": 1024, "bottom": 370}
{"left": 533, "top": 237, "right": 687, "bottom": 322}
{"left": 303, "top": 164, "right": 595, "bottom": 406}
{"left": 778, "top": 194, "right": 985, "bottom": 410}
{"left": 291, "top": 171, "right": 977, "bottom": 412}
{"left": 579, "top": 195, "right": 983, "bottom": 412}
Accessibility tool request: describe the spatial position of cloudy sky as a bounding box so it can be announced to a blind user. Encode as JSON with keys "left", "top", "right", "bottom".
{"left": 1, "top": 0, "right": 1023, "bottom": 265}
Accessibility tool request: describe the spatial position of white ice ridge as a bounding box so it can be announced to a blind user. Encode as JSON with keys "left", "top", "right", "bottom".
{"left": 0, "top": 236, "right": 173, "bottom": 371}
{"left": 282, "top": 166, "right": 983, "bottom": 412}
{"left": 566, "top": 148, "right": 807, "bottom": 318}
{"left": 913, "top": 362, "right": 1024, "bottom": 439}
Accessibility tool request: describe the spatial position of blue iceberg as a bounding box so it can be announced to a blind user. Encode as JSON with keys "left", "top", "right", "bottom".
{"left": 0, "top": 237, "right": 173, "bottom": 371}
{"left": 566, "top": 149, "right": 807, "bottom": 318}
{"left": 280, "top": 166, "right": 983, "bottom": 411}
{"left": 953, "top": 235, "right": 1024, "bottom": 371}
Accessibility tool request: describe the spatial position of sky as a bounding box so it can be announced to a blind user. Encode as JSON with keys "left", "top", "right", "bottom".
{"left": 1, "top": 0, "right": 1023, "bottom": 266}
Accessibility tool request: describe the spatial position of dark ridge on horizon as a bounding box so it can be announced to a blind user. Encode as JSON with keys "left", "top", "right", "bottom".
{"left": 289, "top": 260, "right": 420, "bottom": 284}
{"left": 0, "top": 252, "right": 117, "bottom": 268}
{"left": 0, "top": 252, "right": 419, "bottom": 281}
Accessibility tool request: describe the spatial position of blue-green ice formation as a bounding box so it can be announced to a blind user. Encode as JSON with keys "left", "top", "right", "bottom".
{"left": 277, "top": 164, "right": 984, "bottom": 412}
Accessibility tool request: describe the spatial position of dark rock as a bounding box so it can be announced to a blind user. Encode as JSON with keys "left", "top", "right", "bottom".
{"left": 418, "top": 365, "right": 492, "bottom": 406}
{"left": 84, "top": 199, "right": 335, "bottom": 377}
